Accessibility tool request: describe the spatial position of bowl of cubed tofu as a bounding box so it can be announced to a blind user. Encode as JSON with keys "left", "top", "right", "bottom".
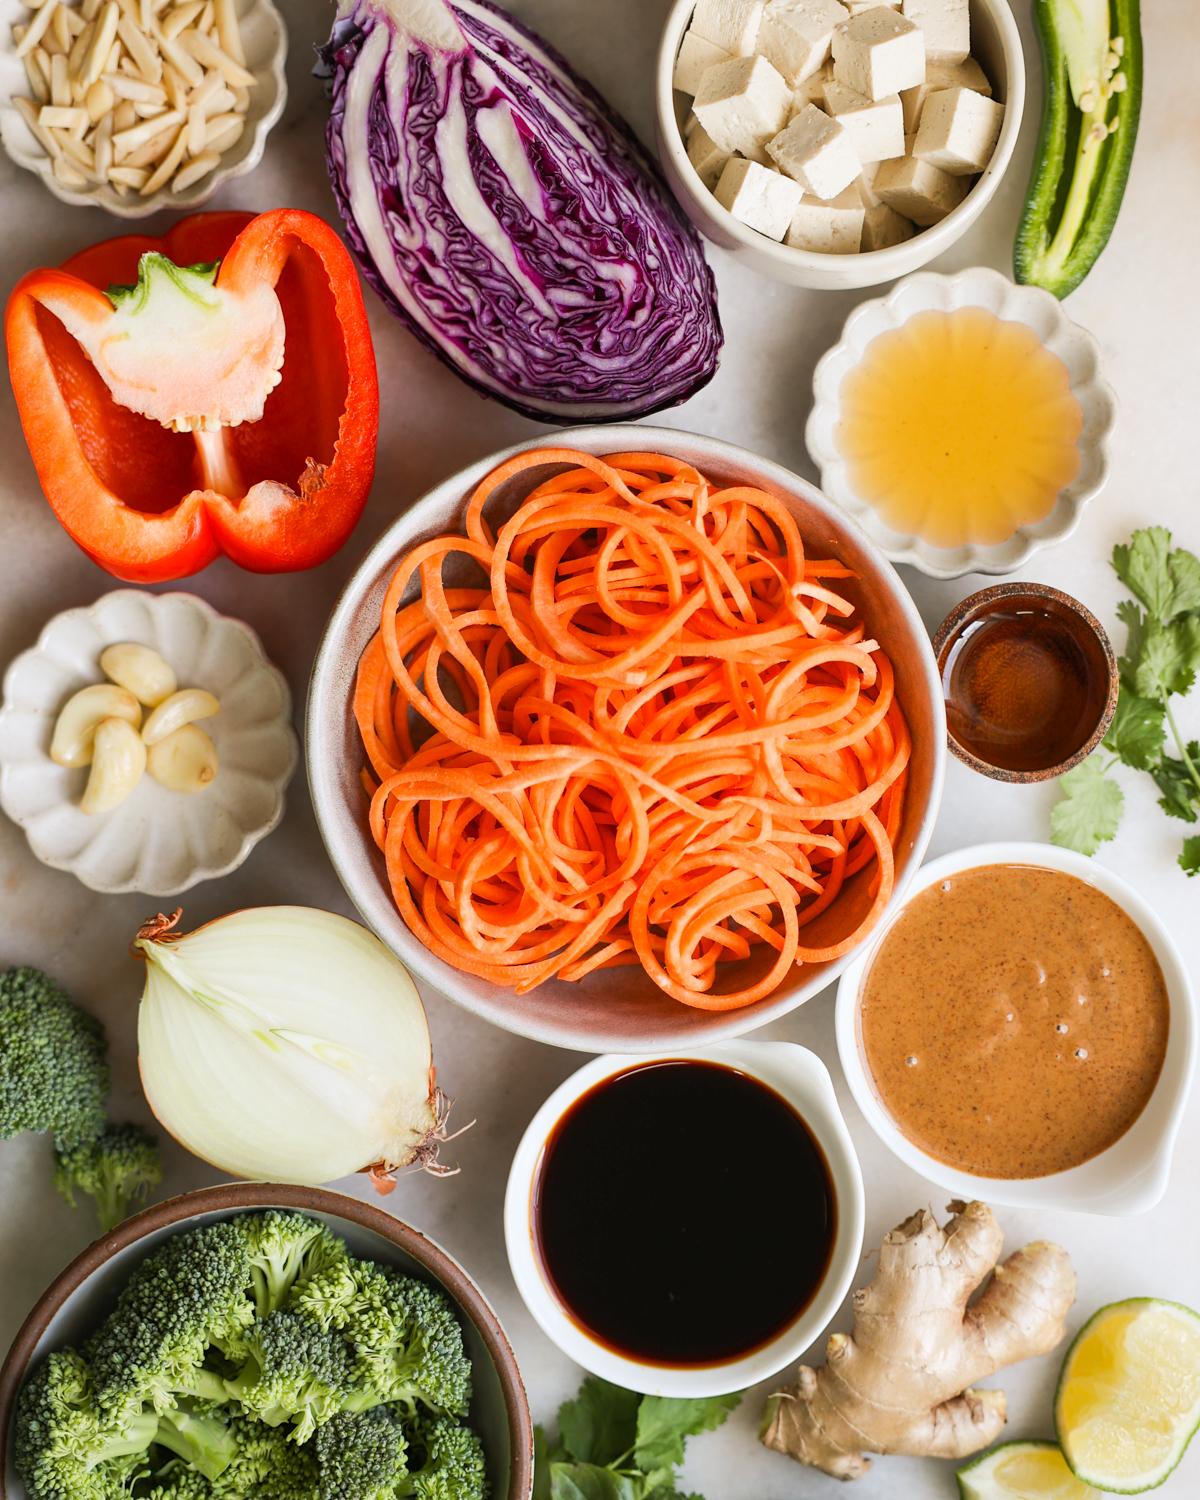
{"left": 655, "top": 0, "right": 1024, "bottom": 288}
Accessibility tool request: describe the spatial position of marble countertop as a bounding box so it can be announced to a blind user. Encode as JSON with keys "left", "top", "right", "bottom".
{"left": 2, "top": 0, "right": 1198, "bottom": 1495}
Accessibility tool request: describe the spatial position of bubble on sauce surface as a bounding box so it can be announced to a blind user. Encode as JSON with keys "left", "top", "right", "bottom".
{"left": 1076, "top": 1047, "right": 1088, "bottom": 1060}
{"left": 1056, "top": 1022, "right": 1069, "bottom": 1034}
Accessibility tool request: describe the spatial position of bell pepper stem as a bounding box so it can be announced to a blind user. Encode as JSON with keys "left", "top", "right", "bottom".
{"left": 193, "top": 427, "right": 245, "bottom": 499}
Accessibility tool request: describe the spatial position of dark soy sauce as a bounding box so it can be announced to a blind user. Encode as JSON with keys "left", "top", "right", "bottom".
{"left": 533, "top": 1060, "right": 836, "bottom": 1366}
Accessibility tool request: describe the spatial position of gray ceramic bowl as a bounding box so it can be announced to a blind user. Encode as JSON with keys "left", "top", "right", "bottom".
{"left": 0, "top": 1184, "right": 533, "bottom": 1500}
{"left": 307, "top": 425, "right": 945, "bottom": 1052}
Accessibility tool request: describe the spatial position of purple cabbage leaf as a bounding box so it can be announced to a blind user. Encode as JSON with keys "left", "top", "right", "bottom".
{"left": 318, "top": 0, "right": 723, "bottom": 422}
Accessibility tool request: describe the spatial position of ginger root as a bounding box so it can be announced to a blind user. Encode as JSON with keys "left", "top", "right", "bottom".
{"left": 759, "top": 1200, "right": 1076, "bottom": 1480}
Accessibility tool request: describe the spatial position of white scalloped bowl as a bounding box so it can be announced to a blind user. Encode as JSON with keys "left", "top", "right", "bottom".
{"left": 0, "top": 590, "right": 298, "bottom": 894}
{"left": 806, "top": 267, "right": 1117, "bottom": 578}
{"left": 0, "top": 0, "right": 286, "bottom": 218}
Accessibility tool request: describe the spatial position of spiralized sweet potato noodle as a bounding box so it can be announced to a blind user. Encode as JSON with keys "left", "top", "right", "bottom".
{"left": 354, "top": 449, "right": 910, "bottom": 1009}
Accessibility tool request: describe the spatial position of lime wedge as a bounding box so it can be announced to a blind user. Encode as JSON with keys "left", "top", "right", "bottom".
{"left": 1056, "top": 1298, "right": 1200, "bottom": 1492}
{"left": 957, "top": 1441, "right": 1099, "bottom": 1499}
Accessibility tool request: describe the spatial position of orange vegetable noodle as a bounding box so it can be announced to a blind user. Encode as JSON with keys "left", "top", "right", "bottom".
{"left": 354, "top": 449, "right": 910, "bottom": 1009}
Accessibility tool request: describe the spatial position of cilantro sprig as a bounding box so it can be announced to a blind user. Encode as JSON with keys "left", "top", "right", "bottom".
{"left": 534, "top": 1375, "right": 741, "bottom": 1500}
{"left": 1050, "top": 528, "right": 1200, "bottom": 874}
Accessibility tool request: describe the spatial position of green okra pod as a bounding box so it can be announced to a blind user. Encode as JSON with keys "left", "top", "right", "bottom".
{"left": 1014, "top": 0, "right": 1143, "bottom": 299}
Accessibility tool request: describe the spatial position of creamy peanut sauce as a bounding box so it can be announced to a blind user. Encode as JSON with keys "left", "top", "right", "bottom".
{"left": 859, "top": 865, "right": 1169, "bottom": 1179}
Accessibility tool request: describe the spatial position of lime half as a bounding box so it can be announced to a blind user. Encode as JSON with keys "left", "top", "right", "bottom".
{"left": 958, "top": 1441, "right": 1099, "bottom": 1500}
{"left": 1056, "top": 1298, "right": 1200, "bottom": 1492}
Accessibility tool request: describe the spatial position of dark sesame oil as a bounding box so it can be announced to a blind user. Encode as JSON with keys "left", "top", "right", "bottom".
{"left": 533, "top": 1060, "right": 836, "bottom": 1366}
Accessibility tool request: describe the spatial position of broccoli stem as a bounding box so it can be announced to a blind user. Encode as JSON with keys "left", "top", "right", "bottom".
{"left": 153, "top": 1403, "right": 239, "bottom": 1481}
{"left": 85, "top": 1410, "right": 159, "bottom": 1468}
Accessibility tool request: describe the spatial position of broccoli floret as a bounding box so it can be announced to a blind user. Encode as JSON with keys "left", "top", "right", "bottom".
{"left": 315, "top": 1409, "right": 408, "bottom": 1500}
{"left": 87, "top": 1221, "right": 256, "bottom": 1423}
{"left": 216, "top": 1413, "right": 320, "bottom": 1500}
{"left": 54, "top": 1122, "right": 163, "bottom": 1234}
{"left": 0, "top": 967, "right": 108, "bottom": 1150}
{"left": 14, "top": 1350, "right": 156, "bottom": 1500}
{"left": 294, "top": 1260, "right": 472, "bottom": 1418}
{"left": 224, "top": 1309, "right": 355, "bottom": 1443}
{"left": 399, "top": 1415, "right": 488, "bottom": 1500}
{"left": 235, "top": 1211, "right": 347, "bottom": 1319}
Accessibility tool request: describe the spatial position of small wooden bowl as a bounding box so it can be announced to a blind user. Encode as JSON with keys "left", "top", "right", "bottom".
{"left": 0, "top": 1184, "right": 534, "bottom": 1500}
{"left": 931, "top": 582, "right": 1119, "bottom": 783}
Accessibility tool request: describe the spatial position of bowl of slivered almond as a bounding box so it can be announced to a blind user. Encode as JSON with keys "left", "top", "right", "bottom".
{"left": 0, "top": 0, "right": 286, "bottom": 215}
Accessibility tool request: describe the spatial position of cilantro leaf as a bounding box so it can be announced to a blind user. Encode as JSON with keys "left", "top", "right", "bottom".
{"left": 1128, "top": 615, "right": 1200, "bottom": 701}
{"left": 557, "top": 1378, "right": 641, "bottom": 1467}
{"left": 1181, "top": 837, "right": 1200, "bottom": 877}
{"left": 1116, "top": 599, "right": 1149, "bottom": 693}
{"left": 549, "top": 1464, "right": 642, "bottom": 1500}
{"left": 1103, "top": 689, "right": 1166, "bottom": 770}
{"left": 634, "top": 1395, "right": 741, "bottom": 1474}
{"left": 1152, "top": 748, "right": 1200, "bottom": 822}
{"left": 535, "top": 1428, "right": 554, "bottom": 1500}
{"left": 1113, "top": 529, "right": 1200, "bottom": 621}
{"left": 1050, "top": 756, "right": 1124, "bottom": 855}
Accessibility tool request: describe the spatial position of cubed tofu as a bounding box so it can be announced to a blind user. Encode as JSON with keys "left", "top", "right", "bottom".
{"left": 767, "top": 102, "right": 862, "bottom": 199}
{"left": 832, "top": 8, "right": 925, "bottom": 100}
{"left": 823, "top": 80, "right": 904, "bottom": 160}
{"left": 913, "top": 87, "right": 1004, "bottom": 174}
{"left": 901, "top": 0, "right": 968, "bottom": 63}
{"left": 873, "top": 133, "right": 969, "bottom": 223}
{"left": 789, "top": 60, "right": 833, "bottom": 117}
{"left": 843, "top": 0, "right": 898, "bottom": 11}
{"left": 674, "top": 29, "right": 734, "bottom": 94}
{"left": 856, "top": 159, "right": 882, "bottom": 204}
{"left": 861, "top": 199, "right": 915, "bottom": 248}
{"left": 691, "top": 0, "right": 764, "bottom": 56}
{"left": 786, "top": 181, "right": 865, "bottom": 251}
{"left": 694, "top": 54, "right": 793, "bottom": 162}
{"left": 687, "top": 123, "right": 734, "bottom": 189}
{"left": 902, "top": 55, "right": 993, "bottom": 128}
{"left": 714, "top": 155, "right": 804, "bottom": 237}
{"left": 757, "top": 0, "right": 848, "bottom": 86}
{"left": 683, "top": 107, "right": 703, "bottom": 139}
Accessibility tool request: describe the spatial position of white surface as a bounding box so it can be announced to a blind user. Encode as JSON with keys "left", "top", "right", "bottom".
{"left": 807, "top": 266, "right": 1116, "bottom": 576}
{"left": 504, "top": 1042, "right": 864, "bottom": 1397}
{"left": 835, "top": 843, "right": 1197, "bottom": 1216}
{"left": 0, "top": 0, "right": 288, "bottom": 217}
{"left": 0, "top": 0, "right": 1198, "bottom": 1497}
{"left": 0, "top": 590, "right": 297, "bottom": 893}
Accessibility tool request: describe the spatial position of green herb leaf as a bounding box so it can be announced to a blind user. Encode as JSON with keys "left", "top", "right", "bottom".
{"left": 1103, "top": 689, "right": 1166, "bottom": 770}
{"left": 1128, "top": 615, "right": 1200, "bottom": 702}
{"left": 633, "top": 1395, "right": 741, "bottom": 1474}
{"left": 549, "top": 1463, "right": 643, "bottom": 1500}
{"left": 535, "top": 1428, "right": 555, "bottom": 1500}
{"left": 1116, "top": 599, "right": 1148, "bottom": 693}
{"left": 556, "top": 1378, "right": 641, "bottom": 1467}
{"left": 1152, "top": 751, "right": 1200, "bottom": 822}
{"left": 1112, "top": 529, "right": 1200, "bottom": 621}
{"left": 1180, "top": 837, "right": 1200, "bottom": 877}
{"left": 1050, "top": 756, "right": 1124, "bottom": 855}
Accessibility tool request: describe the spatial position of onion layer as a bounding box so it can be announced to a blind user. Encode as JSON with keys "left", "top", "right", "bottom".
{"left": 135, "top": 907, "right": 439, "bottom": 1188}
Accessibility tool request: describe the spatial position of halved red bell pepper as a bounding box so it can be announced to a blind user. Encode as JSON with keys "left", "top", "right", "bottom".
{"left": 5, "top": 209, "right": 379, "bottom": 583}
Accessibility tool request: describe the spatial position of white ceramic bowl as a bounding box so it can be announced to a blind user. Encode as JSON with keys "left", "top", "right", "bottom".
{"left": 307, "top": 424, "right": 946, "bottom": 1053}
{"left": 0, "top": 0, "right": 286, "bottom": 218}
{"left": 0, "top": 589, "right": 298, "bottom": 894}
{"left": 654, "top": 0, "right": 1024, "bottom": 290}
{"left": 835, "top": 842, "right": 1197, "bottom": 1216}
{"left": 504, "top": 1041, "right": 865, "bottom": 1397}
{"left": 807, "top": 267, "right": 1117, "bottom": 578}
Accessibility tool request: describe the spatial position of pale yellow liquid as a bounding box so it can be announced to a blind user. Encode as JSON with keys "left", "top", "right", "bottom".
{"left": 834, "top": 307, "right": 1084, "bottom": 549}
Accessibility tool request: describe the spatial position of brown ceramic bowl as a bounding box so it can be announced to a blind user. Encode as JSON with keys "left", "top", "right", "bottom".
{"left": 0, "top": 1184, "right": 533, "bottom": 1500}
{"left": 932, "top": 582, "right": 1119, "bottom": 783}
{"left": 307, "top": 425, "right": 946, "bottom": 1053}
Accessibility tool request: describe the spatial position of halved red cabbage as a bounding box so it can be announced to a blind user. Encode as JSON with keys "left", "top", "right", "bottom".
{"left": 318, "top": 0, "right": 722, "bottom": 422}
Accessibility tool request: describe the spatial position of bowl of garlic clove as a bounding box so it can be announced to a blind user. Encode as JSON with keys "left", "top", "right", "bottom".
{"left": 0, "top": 590, "right": 297, "bottom": 894}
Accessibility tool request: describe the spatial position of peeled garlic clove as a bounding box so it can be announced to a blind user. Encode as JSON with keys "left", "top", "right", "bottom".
{"left": 100, "top": 643, "right": 178, "bottom": 707}
{"left": 80, "top": 717, "right": 147, "bottom": 815}
{"left": 51, "top": 685, "right": 142, "bottom": 767}
{"left": 141, "top": 688, "right": 220, "bottom": 746}
{"left": 147, "top": 724, "right": 219, "bottom": 792}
